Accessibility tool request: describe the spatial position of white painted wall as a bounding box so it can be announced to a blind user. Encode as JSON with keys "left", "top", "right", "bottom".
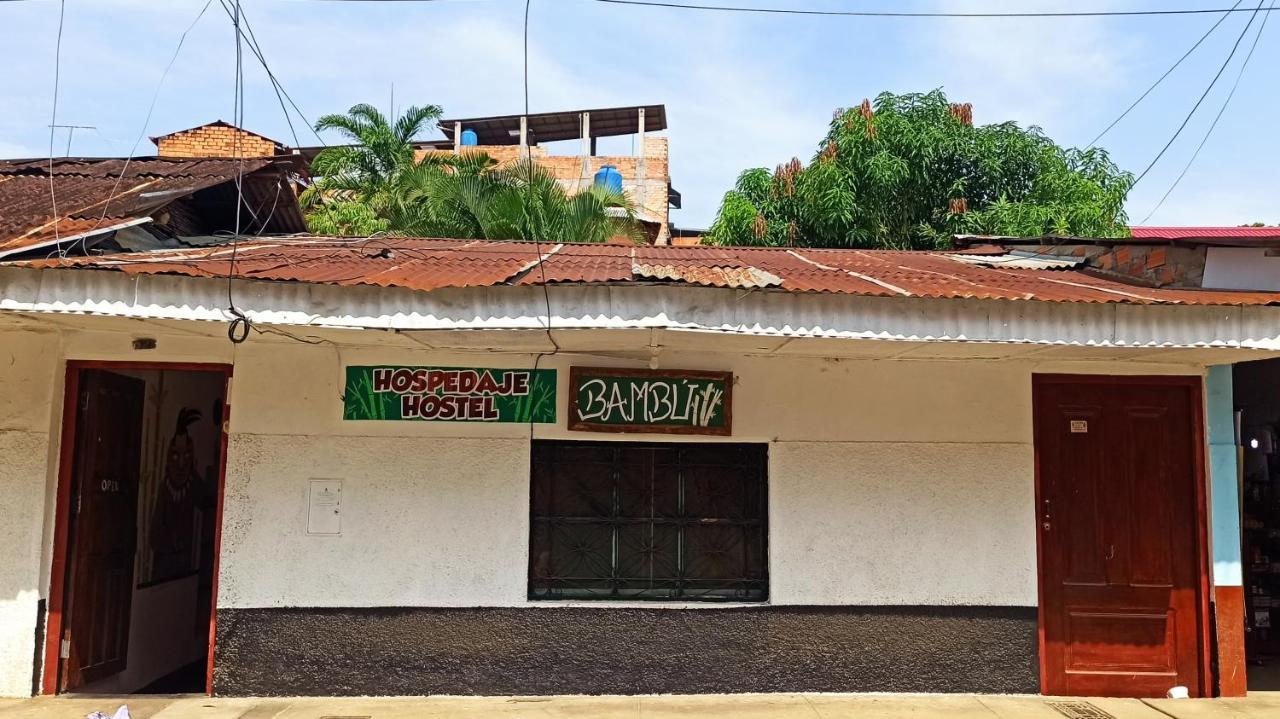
{"left": 213, "top": 340, "right": 1088, "bottom": 610}
{"left": 1203, "top": 247, "right": 1280, "bottom": 291}
{"left": 0, "top": 320, "right": 1213, "bottom": 695}
{"left": 0, "top": 330, "right": 59, "bottom": 698}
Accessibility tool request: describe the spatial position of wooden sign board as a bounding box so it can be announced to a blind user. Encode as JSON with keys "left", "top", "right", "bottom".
{"left": 568, "top": 366, "right": 732, "bottom": 435}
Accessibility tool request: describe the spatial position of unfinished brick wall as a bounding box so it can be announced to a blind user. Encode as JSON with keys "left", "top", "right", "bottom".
{"left": 1021, "top": 244, "right": 1207, "bottom": 288}
{"left": 156, "top": 124, "right": 280, "bottom": 158}
{"left": 643, "top": 136, "right": 668, "bottom": 160}
{"left": 416, "top": 139, "right": 673, "bottom": 241}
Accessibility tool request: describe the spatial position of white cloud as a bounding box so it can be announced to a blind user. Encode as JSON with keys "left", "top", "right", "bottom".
{"left": 919, "top": 2, "right": 1140, "bottom": 138}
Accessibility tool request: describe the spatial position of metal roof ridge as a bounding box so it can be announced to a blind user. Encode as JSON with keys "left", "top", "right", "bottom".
{"left": 786, "top": 249, "right": 912, "bottom": 296}
{"left": 508, "top": 243, "right": 565, "bottom": 284}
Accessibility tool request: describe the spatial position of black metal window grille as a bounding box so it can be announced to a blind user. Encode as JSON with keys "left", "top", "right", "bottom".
{"left": 529, "top": 441, "right": 768, "bottom": 602}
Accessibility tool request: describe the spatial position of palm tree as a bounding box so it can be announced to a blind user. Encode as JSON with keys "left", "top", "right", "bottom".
{"left": 395, "top": 156, "right": 643, "bottom": 244}
{"left": 301, "top": 103, "right": 441, "bottom": 234}
{"left": 303, "top": 101, "right": 643, "bottom": 242}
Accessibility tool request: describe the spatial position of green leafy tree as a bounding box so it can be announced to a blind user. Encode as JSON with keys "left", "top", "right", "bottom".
{"left": 303, "top": 102, "right": 640, "bottom": 242}
{"left": 707, "top": 90, "right": 1134, "bottom": 249}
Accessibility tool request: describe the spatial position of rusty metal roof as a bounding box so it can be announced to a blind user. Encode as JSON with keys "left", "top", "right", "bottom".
{"left": 13, "top": 236, "right": 1280, "bottom": 307}
{"left": 0, "top": 156, "right": 306, "bottom": 258}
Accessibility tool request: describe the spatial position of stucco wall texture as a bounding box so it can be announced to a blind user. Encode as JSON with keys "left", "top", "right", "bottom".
{"left": 0, "top": 330, "right": 59, "bottom": 697}
{"left": 213, "top": 606, "right": 1040, "bottom": 696}
{"left": 0, "top": 323, "right": 1208, "bottom": 696}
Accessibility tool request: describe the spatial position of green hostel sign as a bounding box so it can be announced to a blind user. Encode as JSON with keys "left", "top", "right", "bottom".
{"left": 343, "top": 366, "right": 556, "bottom": 423}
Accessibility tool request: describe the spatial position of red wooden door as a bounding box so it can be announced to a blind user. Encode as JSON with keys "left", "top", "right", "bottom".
{"left": 60, "top": 369, "right": 146, "bottom": 691}
{"left": 1034, "top": 377, "right": 1206, "bottom": 698}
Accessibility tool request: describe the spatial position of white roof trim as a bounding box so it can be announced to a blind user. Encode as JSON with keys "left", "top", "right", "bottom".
{"left": 2, "top": 266, "right": 1279, "bottom": 352}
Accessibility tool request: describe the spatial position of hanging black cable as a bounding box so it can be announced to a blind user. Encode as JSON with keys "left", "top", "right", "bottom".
{"left": 226, "top": 0, "right": 251, "bottom": 344}
{"left": 1141, "top": 0, "right": 1272, "bottom": 221}
{"left": 1087, "top": 0, "right": 1243, "bottom": 149}
{"left": 1131, "top": 0, "right": 1266, "bottom": 187}
{"left": 588, "top": 0, "right": 1275, "bottom": 18}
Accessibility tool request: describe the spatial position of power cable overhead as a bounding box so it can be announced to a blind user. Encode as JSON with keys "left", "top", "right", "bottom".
{"left": 523, "top": 0, "right": 561, "bottom": 443}
{"left": 1086, "top": 0, "right": 1243, "bottom": 149}
{"left": 1141, "top": 0, "right": 1272, "bottom": 222}
{"left": 226, "top": 0, "right": 251, "bottom": 344}
{"left": 46, "top": 0, "right": 65, "bottom": 256}
{"left": 587, "top": 0, "right": 1278, "bottom": 19}
{"left": 74, "top": 0, "right": 215, "bottom": 257}
{"left": 1132, "top": 0, "right": 1266, "bottom": 187}
{"left": 217, "top": 0, "right": 324, "bottom": 147}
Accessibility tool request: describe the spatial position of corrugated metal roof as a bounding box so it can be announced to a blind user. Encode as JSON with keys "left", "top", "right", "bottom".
{"left": 0, "top": 156, "right": 302, "bottom": 257}
{"left": 13, "top": 236, "right": 1280, "bottom": 307}
{"left": 943, "top": 250, "right": 1085, "bottom": 270}
{"left": 1131, "top": 226, "right": 1280, "bottom": 240}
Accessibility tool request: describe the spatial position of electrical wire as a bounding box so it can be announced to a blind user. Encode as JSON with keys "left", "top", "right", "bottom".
{"left": 217, "top": 0, "right": 324, "bottom": 147}
{"left": 523, "top": 0, "right": 561, "bottom": 442}
{"left": 70, "top": 0, "right": 215, "bottom": 257}
{"left": 1141, "top": 0, "right": 1272, "bottom": 222}
{"left": 1131, "top": 0, "right": 1266, "bottom": 187}
{"left": 226, "top": 0, "right": 251, "bottom": 344}
{"left": 587, "top": 0, "right": 1278, "bottom": 18}
{"left": 46, "top": 0, "right": 66, "bottom": 256}
{"left": 1086, "top": 0, "right": 1243, "bottom": 149}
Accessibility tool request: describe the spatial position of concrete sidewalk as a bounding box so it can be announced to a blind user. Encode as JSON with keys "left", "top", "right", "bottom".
{"left": 2, "top": 693, "right": 1280, "bottom": 719}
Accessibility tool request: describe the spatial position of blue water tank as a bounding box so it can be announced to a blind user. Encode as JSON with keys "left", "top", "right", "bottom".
{"left": 593, "top": 164, "right": 623, "bottom": 193}
{"left": 460, "top": 129, "right": 478, "bottom": 146}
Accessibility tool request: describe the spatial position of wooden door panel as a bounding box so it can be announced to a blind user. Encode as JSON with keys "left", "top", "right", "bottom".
{"left": 1048, "top": 403, "right": 1109, "bottom": 587}
{"left": 1035, "top": 377, "right": 1205, "bottom": 698}
{"left": 1065, "top": 610, "right": 1175, "bottom": 672}
{"left": 1121, "top": 406, "right": 1176, "bottom": 587}
{"left": 61, "top": 369, "right": 144, "bottom": 691}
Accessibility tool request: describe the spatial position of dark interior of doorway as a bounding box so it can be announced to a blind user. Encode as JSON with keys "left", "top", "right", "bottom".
{"left": 1235, "top": 359, "right": 1280, "bottom": 691}
{"left": 56, "top": 366, "right": 226, "bottom": 695}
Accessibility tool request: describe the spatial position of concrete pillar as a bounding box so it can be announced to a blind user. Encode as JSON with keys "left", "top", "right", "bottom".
{"left": 1207, "top": 365, "right": 1246, "bottom": 696}
{"left": 453, "top": 121, "right": 462, "bottom": 153}
{"left": 580, "top": 113, "right": 591, "bottom": 191}
{"left": 519, "top": 116, "right": 528, "bottom": 160}
{"left": 636, "top": 108, "right": 647, "bottom": 220}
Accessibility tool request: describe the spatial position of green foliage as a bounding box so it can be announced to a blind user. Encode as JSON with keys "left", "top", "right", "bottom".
{"left": 303, "top": 103, "right": 641, "bottom": 243}
{"left": 707, "top": 90, "right": 1134, "bottom": 249}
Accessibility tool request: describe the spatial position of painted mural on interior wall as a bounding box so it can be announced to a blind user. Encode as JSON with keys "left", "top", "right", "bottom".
{"left": 135, "top": 370, "right": 225, "bottom": 586}
{"left": 343, "top": 366, "right": 557, "bottom": 422}
{"left": 568, "top": 367, "right": 733, "bottom": 435}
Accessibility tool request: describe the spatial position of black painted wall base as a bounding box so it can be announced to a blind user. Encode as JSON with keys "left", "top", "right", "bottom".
{"left": 213, "top": 605, "right": 1039, "bottom": 696}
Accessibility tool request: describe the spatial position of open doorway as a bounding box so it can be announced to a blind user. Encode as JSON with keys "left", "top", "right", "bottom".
{"left": 1235, "top": 358, "right": 1280, "bottom": 691}
{"left": 43, "top": 362, "right": 229, "bottom": 695}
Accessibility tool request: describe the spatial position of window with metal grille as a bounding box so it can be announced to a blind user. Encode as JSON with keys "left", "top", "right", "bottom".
{"left": 529, "top": 441, "right": 768, "bottom": 602}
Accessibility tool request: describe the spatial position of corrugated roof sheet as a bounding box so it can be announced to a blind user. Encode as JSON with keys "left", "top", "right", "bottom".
{"left": 0, "top": 156, "right": 293, "bottom": 256}
{"left": 1131, "top": 226, "right": 1280, "bottom": 240}
{"left": 943, "top": 250, "right": 1085, "bottom": 270}
{"left": 13, "top": 236, "right": 1280, "bottom": 307}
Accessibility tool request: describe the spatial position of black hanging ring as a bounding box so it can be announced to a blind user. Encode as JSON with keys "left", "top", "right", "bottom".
{"left": 227, "top": 308, "right": 251, "bottom": 344}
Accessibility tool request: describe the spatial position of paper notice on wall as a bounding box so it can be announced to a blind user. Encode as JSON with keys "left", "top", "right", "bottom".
{"left": 308, "top": 479, "right": 342, "bottom": 535}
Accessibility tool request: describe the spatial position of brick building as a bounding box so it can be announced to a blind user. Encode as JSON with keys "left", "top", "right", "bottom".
{"left": 433, "top": 105, "right": 680, "bottom": 243}
{"left": 151, "top": 120, "right": 286, "bottom": 159}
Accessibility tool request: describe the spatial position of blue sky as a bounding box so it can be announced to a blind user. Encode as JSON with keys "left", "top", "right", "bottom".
{"left": 1, "top": 0, "right": 1276, "bottom": 230}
